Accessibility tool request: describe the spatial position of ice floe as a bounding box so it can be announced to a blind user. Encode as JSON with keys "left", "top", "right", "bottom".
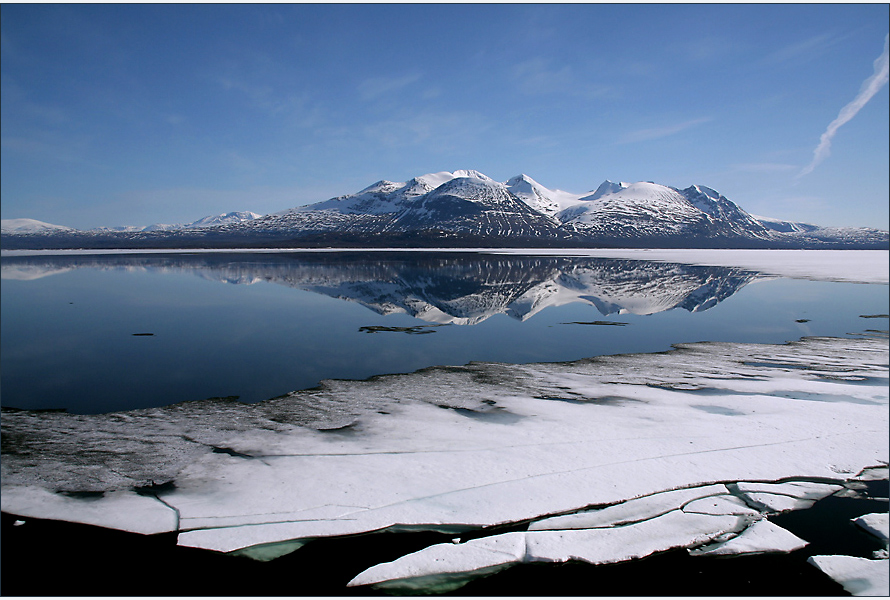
{"left": 689, "top": 519, "right": 808, "bottom": 557}
{"left": 1, "top": 334, "right": 887, "bottom": 592}
{"left": 349, "top": 510, "right": 746, "bottom": 593}
{"left": 854, "top": 512, "right": 889, "bottom": 543}
{"left": 807, "top": 555, "right": 889, "bottom": 596}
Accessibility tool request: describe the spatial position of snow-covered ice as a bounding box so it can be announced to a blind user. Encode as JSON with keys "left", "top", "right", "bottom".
{"left": 807, "top": 555, "right": 889, "bottom": 596}
{"left": 349, "top": 510, "right": 746, "bottom": 593}
{"left": 1, "top": 333, "right": 887, "bottom": 592}
{"left": 490, "top": 248, "right": 889, "bottom": 284}
{"left": 854, "top": 512, "right": 889, "bottom": 543}
{"left": 689, "top": 519, "right": 808, "bottom": 557}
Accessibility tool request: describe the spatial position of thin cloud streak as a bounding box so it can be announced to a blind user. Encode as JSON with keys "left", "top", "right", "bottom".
{"left": 619, "top": 117, "right": 712, "bottom": 144}
{"left": 799, "top": 33, "right": 889, "bottom": 177}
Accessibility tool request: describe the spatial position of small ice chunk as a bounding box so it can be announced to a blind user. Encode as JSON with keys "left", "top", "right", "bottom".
{"left": 853, "top": 513, "right": 889, "bottom": 543}
{"left": 733, "top": 481, "right": 842, "bottom": 513}
{"left": 855, "top": 466, "right": 889, "bottom": 482}
{"left": 13, "top": 520, "right": 25, "bottom": 527}
{"left": 348, "top": 531, "right": 526, "bottom": 593}
{"left": 689, "top": 519, "right": 808, "bottom": 556}
{"left": 807, "top": 555, "right": 889, "bottom": 596}
{"left": 230, "top": 539, "right": 309, "bottom": 562}
{"left": 741, "top": 493, "right": 817, "bottom": 513}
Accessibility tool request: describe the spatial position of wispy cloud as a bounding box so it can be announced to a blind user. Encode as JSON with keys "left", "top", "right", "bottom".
{"left": 619, "top": 117, "right": 712, "bottom": 144}
{"left": 218, "top": 75, "right": 324, "bottom": 128}
{"left": 513, "top": 58, "right": 573, "bottom": 94}
{"left": 511, "top": 58, "right": 616, "bottom": 99}
{"left": 761, "top": 32, "right": 843, "bottom": 66}
{"left": 362, "top": 109, "right": 489, "bottom": 150}
{"left": 357, "top": 73, "right": 422, "bottom": 101}
{"left": 731, "top": 162, "right": 797, "bottom": 174}
{"left": 798, "top": 33, "right": 889, "bottom": 178}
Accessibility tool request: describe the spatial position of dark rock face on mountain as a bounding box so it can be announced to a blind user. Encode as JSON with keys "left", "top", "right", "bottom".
{"left": 2, "top": 171, "right": 887, "bottom": 249}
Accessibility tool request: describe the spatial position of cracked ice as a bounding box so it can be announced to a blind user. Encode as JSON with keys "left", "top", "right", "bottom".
{"left": 1, "top": 334, "right": 887, "bottom": 591}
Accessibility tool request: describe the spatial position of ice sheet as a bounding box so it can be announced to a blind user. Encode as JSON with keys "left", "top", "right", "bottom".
{"left": 2, "top": 335, "right": 887, "bottom": 575}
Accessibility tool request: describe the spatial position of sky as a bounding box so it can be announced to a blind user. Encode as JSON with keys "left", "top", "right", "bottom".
{"left": 1, "top": 3, "right": 888, "bottom": 230}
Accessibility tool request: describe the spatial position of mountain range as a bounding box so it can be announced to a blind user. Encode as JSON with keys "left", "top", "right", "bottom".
{"left": 2, "top": 170, "right": 887, "bottom": 249}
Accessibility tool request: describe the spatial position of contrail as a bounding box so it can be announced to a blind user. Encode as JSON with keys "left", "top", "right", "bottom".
{"left": 799, "top": 33, "right": 889, "bottom": 177}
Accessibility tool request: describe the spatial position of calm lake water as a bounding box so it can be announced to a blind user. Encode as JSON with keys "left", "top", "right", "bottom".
{"left": 2, "top": 250, "right": 888, "bottom": 415}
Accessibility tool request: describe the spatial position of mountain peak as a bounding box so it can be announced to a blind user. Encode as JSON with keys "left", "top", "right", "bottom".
{"left": 451, "top": 169, "right": 493, "bottom": 181}
{"left": 584, "top": 180, "right": 631, "bottom": 201}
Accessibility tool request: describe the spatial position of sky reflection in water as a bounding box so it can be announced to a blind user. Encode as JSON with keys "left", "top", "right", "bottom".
{"left": 1, "top": 251, "right": 887, "bottom": 414}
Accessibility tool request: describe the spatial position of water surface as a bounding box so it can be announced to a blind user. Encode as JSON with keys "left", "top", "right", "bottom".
{"left": 2, "top": 250, "right": 887, "bottom": 414}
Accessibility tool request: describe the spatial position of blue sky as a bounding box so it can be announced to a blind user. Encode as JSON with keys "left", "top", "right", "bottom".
{"left": 2, "top": 3, "right": 888, "bottom": 230}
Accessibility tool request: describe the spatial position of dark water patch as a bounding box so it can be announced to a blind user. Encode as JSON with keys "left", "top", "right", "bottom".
{"left": 0, "top": 511, "right": 447, "bottom": 597}
{"left": 675, "top": 386, "right": 883, "bottom": 405}
{"left": 836, "top": 376, "right": 889, "bottom": 387}
{"left": 57, "top": 490, "right": 105, "bottom": 500}
{"left": 358, "top": 325, "right": 446, "bottom": 335}
{"left": 452, "top": 406, "right": 524, "bottom": 424}
{"left": 534, "top": 395, "right": 587, "bottom": 404}
{"left": 133, "top": 480, "right": 177, "bottom": 496}
{"left": 770, "top": 485, "right": 888, "bottom": 559}
{"left": 690, "top": 404, "right": 746, "bottom": 416}
{"left": 533, "top": 394, "right": 639, "bottom": 407}
{"left": 455, "top": 548, "right": 849, "bottom": 597}
{"left": 212, "top": 446, "right": 254, "bottom": 459}
{"left": 743, "top": 361, "right": 811, "bottom": 370}
{"left": 316, "top": 421, "right": 359, "bottom": 433}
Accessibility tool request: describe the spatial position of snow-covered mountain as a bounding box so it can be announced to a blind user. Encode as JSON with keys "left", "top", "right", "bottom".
{"left": 2, "top": 171, "right": 887, "bottom": 250}
{"left": 89, "top": 211, "right": 263, "bottom": 233}
{"left": 1, "top": 218, "right": 75, "bottom": 235}
{"left": 752, "top": 215, "right": 821, "bottom": 234}
{"left": 505, "top": 174, "right": 584, "bottom": 218}
{"left": 185, "top": 211, "right": 263, "bottom": 229}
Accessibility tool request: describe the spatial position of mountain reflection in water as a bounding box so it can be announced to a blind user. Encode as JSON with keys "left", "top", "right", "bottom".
{"left": 1, "top": 252, "right": 760, "bottom": 325}
{"left": 3, "top": 251, "right": 887, "bottom": 414}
